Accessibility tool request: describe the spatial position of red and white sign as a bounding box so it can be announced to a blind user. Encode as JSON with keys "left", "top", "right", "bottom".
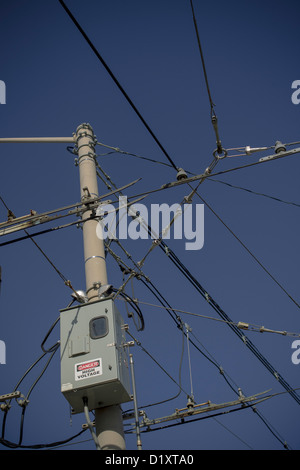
{"left": 75, "top": 357, "right": 102, "bottom": 381}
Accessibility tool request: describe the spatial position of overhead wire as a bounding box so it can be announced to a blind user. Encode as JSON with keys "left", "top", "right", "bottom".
{"left": 0, "top": 218, "right": 82, "bottom": 248}
{"left": 3, "top": 1, "right": 296, "bottom": 447}
{"left": 93, "top": 146, "right": 300, "bottom": 315}
{"left": 98, "top": 195, "right": 291, "bottom": 448}
{"left": 137, "top": 274, "right": 294, "bottom": 451}
{"left": 0, "top": 298, "right": 83, "bottom": 450}
{"left": 132, "top": 299, "right": 300, "bottom": 338}
{"left": 95, "top": 141, "right": 173, "bottom": 169}
{"left": 156, "top": 240, "right": 300, "bottom": 406}
{"left": 94, "top": 158, "right": 300, "bottom": 408}
{"left": 58, "top": 0, "right": 179, "bottom": 172}
{"left": 189, "top": 0, "right": 224, "bottom": 156}
{"left": 193, "top": 189, "right": 300, "bottom": 310}
{"left": 58, "top": 0, "right": 299, "bottom": 446}
{"left": 93, "top": 142, "right": 300, "bottom": 211}
{"left": 0, "top": 196, "right": 80, "bottom": 299}
{"left": 125, "top": 328, "right": 187, "bottom": 410}
{"left": 209, "top": 178, "right": 300, "bottom": 209}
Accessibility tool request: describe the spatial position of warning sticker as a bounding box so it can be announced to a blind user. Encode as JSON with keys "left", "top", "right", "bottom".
{"left": 75, "top": 358, "right": 102, "bottom": 381}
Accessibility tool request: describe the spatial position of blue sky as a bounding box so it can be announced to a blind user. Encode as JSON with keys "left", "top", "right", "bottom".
{"left": 0, "top": 0, "right": 300, "bottom": 450}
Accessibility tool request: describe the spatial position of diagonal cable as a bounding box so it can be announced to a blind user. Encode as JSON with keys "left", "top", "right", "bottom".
{"left": 58, "top": 0, "right": 179, "bottom": 172}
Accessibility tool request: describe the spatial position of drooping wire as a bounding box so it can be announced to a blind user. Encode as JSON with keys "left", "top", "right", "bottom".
{"left": 0, "top": 428, "right": 88, "bottom": 450}
{"left": 0, "top": 299, "right": 75, "bottom": 448}
{"left": 124, "top": 327, "right": 187, "bottom": 411}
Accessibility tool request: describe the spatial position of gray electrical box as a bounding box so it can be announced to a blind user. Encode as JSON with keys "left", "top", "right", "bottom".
{"left": 60, "top": 298, "right": 131, "bottom": 414}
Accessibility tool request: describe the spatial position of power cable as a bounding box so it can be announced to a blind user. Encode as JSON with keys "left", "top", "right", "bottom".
{"left": 124, "top": 327, "right": 186, "bottom": 411}
{"left": 95, "top": 164, "right": 300, "bottom": 406}
{"left": 132, "top": 400, "right": 288, "bottom": 439}
{"left": 105, "top": 234, "right": 291, "bottom": 448}
{"left": 193, "top": 189, "right": 300, "bottom": 310}
{"left": 93, "top": 141, "right": 300, "bottom": 210}
{"left": 189, "top": 0, "right": 223, "bottom": 156}
{"left": 0, "top": 428, "right": 88, "bottom": 450}
{"left": 0, "top": 218, "right": 82, "bottom": 248}
{"left": 209, "top": 178, "right": 300, "bottom": 209}
{"left": 0, "top": 299, "right": 75, "bottom": 448}
{"left": 83, "top": 398, "right": 101, "bottom": 450}
{"left": 58, "top": 0, "right": 179, "bottom": 172}
{"left": 157, "top": 241, "right": 300, "bottom": 406}
{"left": 112, "top": 288, "right": 145, "bottom": 331}
{"left": 96, "top": 142, "right": 173, "bottom": 169}
{"left": 0, "top": 196, "right": 83, "bottom": 300}
{"left": 134, "top": 299, "right": 300, "bottom": 338}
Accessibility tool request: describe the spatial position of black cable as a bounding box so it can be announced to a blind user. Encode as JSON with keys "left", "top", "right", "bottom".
{"left": 112, "top": 288, "right": 145, "bottom": 331}
{"left": 1, "top": 347, "right": 59, "bottom": 448}
{"left": 133, "top": 402, "right": 273, "bottom": 435}
{"left": 17, "top": 347, "right": 58, "bottom": 447}
{"left": 194, "top": 190, "right": 300, "bottom": 310}
{"left": 0, "top": 300, "right": 74, "bottom": 448}
{"left": 157, "top": 240, "right": 300, "bottom": 405}
{"left": 58, "top": 0, "right": 179, "bottom": 172}
{"left": 140, "top": 277, "right": 238, "bottom": 396}
{"left": 105, "top": 234, "right": 291, "bottom": 446}
{"left": 95, "top": 145, "right": 174, "bottom": 169}
{"left": 209, "top": 177, "right": 300, "bottom": 208}
{"left": 0, "top": 428, "right": 88, "bottom": 450}
{"left": 97, "top": 164, "right": 300, "bottom": 424}
{"left": 41, "top": 300, "right": 75, "bottom": 353}
{"left": 0, "top": 219, "right": 81, "bottom": 248}
{"left": 189, "top": 0, "right": 223, "bottom": 155}
{"left": 189, "top": 0, "right": 215, "bottom": 114}
{"left": 40, "top": 316, "right": 60, "bottom": 353}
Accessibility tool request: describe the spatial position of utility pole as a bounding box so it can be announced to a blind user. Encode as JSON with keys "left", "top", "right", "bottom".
{"left": 75, "top": 123, "right": 126, "bottom": 450}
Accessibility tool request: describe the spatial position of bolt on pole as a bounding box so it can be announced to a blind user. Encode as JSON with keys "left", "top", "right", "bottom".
{"left": 75, "top": 123, "right": 126, "bottom": 450}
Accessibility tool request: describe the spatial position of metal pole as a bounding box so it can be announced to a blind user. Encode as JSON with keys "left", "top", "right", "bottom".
{"left": 129, "top": 353, "right": 142, "bottom": 450}
{"left": 0, "top": 137, "right": 75, "bottom": 143}
{"left": 75, "top": 123, "right": 126, "bottom": 450}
